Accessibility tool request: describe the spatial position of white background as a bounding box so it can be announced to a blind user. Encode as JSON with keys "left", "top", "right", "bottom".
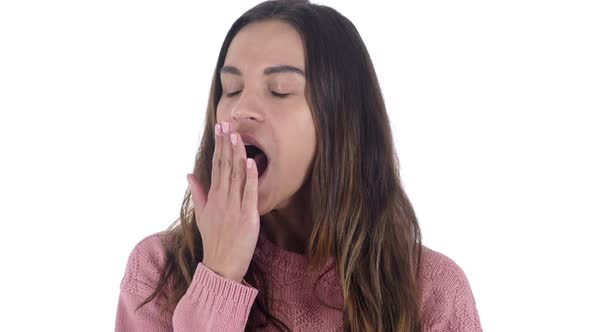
{"left": 1, "top": 0, "right": 588, "bottom": 331}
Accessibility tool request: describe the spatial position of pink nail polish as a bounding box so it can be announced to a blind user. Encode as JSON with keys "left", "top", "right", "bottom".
{"left": 230, "top": 133, "right": 237, "bottom": 145}
{"left": 215, "top": 124, "right": 221, "bottom": 136}
{"left": 222, "top": 122, "right": 229, "bottom": 134}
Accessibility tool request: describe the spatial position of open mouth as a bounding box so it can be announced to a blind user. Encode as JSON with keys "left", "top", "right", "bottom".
{"left": 245, "top": 144, "right": 269, "bottom": 178}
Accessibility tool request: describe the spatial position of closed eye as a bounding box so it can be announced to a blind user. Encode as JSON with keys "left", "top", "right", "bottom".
{"left": 224, "top": 91, "right": 290, "bottom": 98}
{"left": 271, "top": 91, "right": 290, "bottom": 98}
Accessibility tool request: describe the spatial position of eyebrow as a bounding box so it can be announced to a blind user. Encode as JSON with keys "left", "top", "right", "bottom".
{"left": 220, "top": 65, "right": 306, "bottom": 77}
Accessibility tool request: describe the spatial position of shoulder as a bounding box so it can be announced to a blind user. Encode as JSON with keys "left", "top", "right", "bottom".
{"left": 419, "top": 245, "right": 483, "bottom": 332}
{"left": 420, "top": 245, "right": 470, "bottom": 284}
{"left": 119, "top": 230, "right": 169, "bottom": 298}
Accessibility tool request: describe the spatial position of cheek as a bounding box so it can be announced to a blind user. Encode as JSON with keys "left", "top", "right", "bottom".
{"left": 215, "top": 103, "right": 230, "bottom": 121}
{"left": 282, "top": 119, "right": 316, "bottom": 167}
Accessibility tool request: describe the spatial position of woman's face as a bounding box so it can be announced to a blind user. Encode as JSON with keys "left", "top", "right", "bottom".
{"left": 216, "top": 19, "right": 316, "bottom": 216}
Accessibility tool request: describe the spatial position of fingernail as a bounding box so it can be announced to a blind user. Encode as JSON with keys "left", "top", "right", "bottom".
{"left": 222, "top": 121, "right": 229, "bottom": 134}
{"left": 247, "top": 158, "right": 253, "bottom": 168}
{"left": 230, "top": 133, "right": 237, "bottom": 145}
{"left": 215, "top": 123, "right": 221, "bottom": 136}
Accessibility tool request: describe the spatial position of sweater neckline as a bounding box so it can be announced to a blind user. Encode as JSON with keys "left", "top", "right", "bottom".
{"left": 253, "top": 235, "right": 335, "bottom": 274}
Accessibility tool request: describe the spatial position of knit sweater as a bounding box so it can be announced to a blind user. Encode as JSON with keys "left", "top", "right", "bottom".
{"left": 115, "top": 231, "right": 482, "bottom": 331}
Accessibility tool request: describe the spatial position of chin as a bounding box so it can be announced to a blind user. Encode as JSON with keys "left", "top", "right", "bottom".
{"left": 257, "top": 200, "right": 274, "bottom": 216}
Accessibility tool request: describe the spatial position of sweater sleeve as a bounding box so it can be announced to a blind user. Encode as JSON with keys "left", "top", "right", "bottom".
{"left": 115, "top": 233, "right": 259, "bottom": 332}
{"left": 421, "top": 253, "right": 483, "bottom": 332}
{"left": 172, "top": 263, "right": 259, "bottom": 331}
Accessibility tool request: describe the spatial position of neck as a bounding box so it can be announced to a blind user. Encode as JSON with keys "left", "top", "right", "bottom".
{"left": 260, "top": 179, "right": 313, "bottom": 254}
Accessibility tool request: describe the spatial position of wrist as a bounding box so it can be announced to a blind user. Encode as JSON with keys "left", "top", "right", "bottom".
{"left": 201, "top": 261, "right": 243, "bottom": 283}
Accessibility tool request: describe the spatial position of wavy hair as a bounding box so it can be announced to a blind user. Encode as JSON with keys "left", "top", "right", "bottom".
{"left": 135, "top": 1, "right": 424, "bottom": 331}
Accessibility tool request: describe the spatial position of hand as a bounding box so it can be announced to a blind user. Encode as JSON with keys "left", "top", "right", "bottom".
{"left": 186, "top": 121, "right": 260, "bottom": 283}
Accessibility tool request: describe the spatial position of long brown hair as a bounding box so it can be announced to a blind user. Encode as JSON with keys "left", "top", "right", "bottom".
{"left": 135, "top": 0, "right": 424, "bottom": 331}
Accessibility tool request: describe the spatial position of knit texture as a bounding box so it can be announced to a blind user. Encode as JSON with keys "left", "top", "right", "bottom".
{"left": 115, "top": 231, "right": 482, "bottom": 331}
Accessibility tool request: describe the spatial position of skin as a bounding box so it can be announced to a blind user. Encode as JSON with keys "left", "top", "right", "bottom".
{"left": 216, "top": 19, "right": 316, "bottom": 254}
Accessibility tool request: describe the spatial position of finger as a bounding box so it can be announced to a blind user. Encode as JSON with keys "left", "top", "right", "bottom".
{"left": 228, "top": 132, "right": 247, "bottom": 206}
{"left": 186, "top": 173, "right": 207, "bottom": 220}
{"left": 210, "top": 123, "right": 223, "bottom": 191}
{"left": 241, "top": 157, "right": 259, "bottom": 212}
{"left": 219, "top": 121, "right": 232, "bottom": 196}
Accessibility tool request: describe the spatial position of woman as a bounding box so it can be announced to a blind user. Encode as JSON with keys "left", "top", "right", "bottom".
{"left": 115, "top": 1, "right": 482, "bottom": 331}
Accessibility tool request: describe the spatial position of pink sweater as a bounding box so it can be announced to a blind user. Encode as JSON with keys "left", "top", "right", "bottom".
{"left": 115, "top": 231, "right": 482, "bottom": 331}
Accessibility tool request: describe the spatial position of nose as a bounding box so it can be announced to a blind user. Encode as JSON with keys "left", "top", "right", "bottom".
{"left": 230, "top": 94, "right": 263, "bottom": 128}
{"left": 231, "top": 108, "right": 259, "bottom": 122}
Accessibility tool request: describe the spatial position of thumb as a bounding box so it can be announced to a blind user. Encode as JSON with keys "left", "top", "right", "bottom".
{"left": 186, "top": 173, "right": 207, "bottom": 219}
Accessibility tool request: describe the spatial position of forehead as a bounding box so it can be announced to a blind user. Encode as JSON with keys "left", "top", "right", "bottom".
{"left": 223, "top": 19, "right": 305, "bottom": 74}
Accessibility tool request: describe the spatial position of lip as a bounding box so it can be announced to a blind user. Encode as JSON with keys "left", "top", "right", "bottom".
{"left": 240, "top": 133, "right": 271, "bottom": 174}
